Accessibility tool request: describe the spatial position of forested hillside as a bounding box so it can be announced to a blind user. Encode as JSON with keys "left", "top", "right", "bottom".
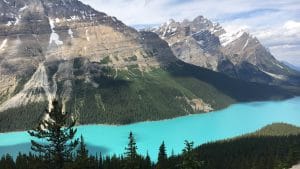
{"left": 1, "top": 61, "right": 297, "bottom": 132}
{"left": 1, "top": 122, "right": 299, "bottom": 169}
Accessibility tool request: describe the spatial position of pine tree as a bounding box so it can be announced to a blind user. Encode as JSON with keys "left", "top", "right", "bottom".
{"left": 28, "top": 100, "right": 79, "bottom": 169}
{"left": 77, "top": 135, "right": 89, "bottom": 160}
{"left": 125, "top": 132, "right": 138, "bottom": 158}
{"left": 181, "top": 140, "right": 202, "bottom": 169}
{"left": 98, "top": 153, "right": 103, "bottom": 169}
{"left": 0, "top": 154, "right": 15, "bottom": 169}
{"left": 145, "top": 152, "right": 152, "bottom": 169}
{"left": 157, "top": 141, "right": 168, "bottom": 169}
{"left": 16, "top": 153, "right": 29, "bottom": 169}
{"left": 74, "top": 135, "right": 89, "bottom": 169}
{"left": 139, "top": 151, "right": 152, "bottom": 169}
{"left": 123, "top": 131, "right": 139, "bottom": 169}
{"left": 287, "top": 140, "right": 300, "bottom": 166}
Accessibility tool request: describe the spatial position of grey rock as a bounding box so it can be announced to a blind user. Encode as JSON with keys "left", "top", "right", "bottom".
{"left": 154, "top": 15, "right": 299, "bottom": 85}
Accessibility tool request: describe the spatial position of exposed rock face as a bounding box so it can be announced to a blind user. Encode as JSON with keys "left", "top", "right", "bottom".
{"left": 185, "top": 97, "right": 213, "bottom": 112}
{"left": 290, "top": 164, "right": 300, "bottom": 169}
{"left": 0, "top": 0, "right": 176, "bottom": 111}
{"left": 154, "top": 16, "right": 299, "bottom": 84}
{"left": 0, "top": 0, "right": 298, "bottom": 129}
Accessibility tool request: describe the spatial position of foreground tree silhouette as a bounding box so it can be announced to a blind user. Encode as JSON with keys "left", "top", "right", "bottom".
{"left": 157, "top": 141, "right": 168, "bottom": 169}
{"left": 181, "top": 140, "right": 202, "bottom": 169}
{"left": 123, "top": 132, "right": 139, "bottom": 169}
{"left": 144, "top": 152, "right": 152, "bottom": 169}
{"left": 28, "top": 100, "right": 79, "bottom": 169}
{"left": 74, "top": 135, "right": 89, "bottom": 169}
{"left": 0, "top": 154, "right": 15, "bottom": 169}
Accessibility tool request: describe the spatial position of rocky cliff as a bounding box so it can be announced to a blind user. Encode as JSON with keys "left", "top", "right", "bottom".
{"left": 0, "top": 0, "right": 176, "bottom": 111}
{"left": 0, "top": 0, "right": 298, "bottom": 132}
{"left": 154, "top": 16, "right": 300, "bottom": 85}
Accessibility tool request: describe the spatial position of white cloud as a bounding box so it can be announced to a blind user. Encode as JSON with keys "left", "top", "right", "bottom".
{"left": 249, "top": 20, "right": 300, "bottom": 66}
{"left": 80, "top": 0, "right": 300, "bottom": 66}
{"left": 283, "top": 20, "right": 300, "bottom": 34}
{"left": 81, "top": 0, "right": 299, "bottom": 24}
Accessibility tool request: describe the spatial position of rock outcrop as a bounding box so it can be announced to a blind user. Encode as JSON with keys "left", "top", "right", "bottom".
{"left": 154, "top": 16, "right": 300, "bottom": 84}
{"left": 0, "top": 0, "right": 176, "bottom": 111}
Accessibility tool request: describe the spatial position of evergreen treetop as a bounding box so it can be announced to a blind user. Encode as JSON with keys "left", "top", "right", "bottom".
{"left": 28, "top": 100, "right": 79, "bottom": 169}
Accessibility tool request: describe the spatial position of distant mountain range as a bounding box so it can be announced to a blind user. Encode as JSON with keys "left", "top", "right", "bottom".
{"left": 282, "top": 61, "right": 300, "bottom": 72}
{"left": 0, "top": 0, "right": 299, "bottom": 132}
{"left": 153, "top": 17, "right": 300, "bottom": 85}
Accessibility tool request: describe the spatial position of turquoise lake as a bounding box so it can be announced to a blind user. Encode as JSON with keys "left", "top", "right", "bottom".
{"left": 0, "top": 97, "right": 300, "bottom": 161}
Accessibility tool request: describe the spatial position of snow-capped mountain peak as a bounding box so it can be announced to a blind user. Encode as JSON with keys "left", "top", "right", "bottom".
{"left": 219, "top": 29, "right": 248, "bottom": 47}
{"left": 153, "top": 16, "right": 297, "bottom": 85}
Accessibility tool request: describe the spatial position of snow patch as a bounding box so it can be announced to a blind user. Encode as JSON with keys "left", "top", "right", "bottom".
{"left": 49, "top": 18, "right": 63, "bottom": 46}
{"left": 170, "top": 27, "right": 177, "bottom": 33}
{"left": 197, "top": 40, "right": 205, "bottom": 46}
{"left": 3, "top": 0, "right": 9, "bottom": 4}
{"left": 242, "top": 38, "right": 249, "bottom": 50}
{"left": 210, "top": 27, "right": 218, "bottom": 33}
{"left": 166, "top": 19, "right": 174, "bottom": 26}
{"left": 0, "top": 38, "right": 8, "bottom": 51}
{"left": 272, "top": 61, "right": 285, "bottom": 69}
{"left": 88, "top": 13, "right": 96, "bottom": 20}
{"left": 162, "top": 25, "right": 177, "bottom": 37}
{"left": 219, "top": 30, "right": 245, "bottom": 47}
{"left": 261, "top": 70, "right": 286, "bottom": 80}
{"left": 276, "top": 63, "right": 284, "bottom": 69}
{"left": 19, "top": 5, "right": 28, "bottom": 12}
{"left": 7, "top": 15, "right": 22, "bottom": 26}
{"left": 210, "top": 23, "right": 223, "bottom": 33}
{"left": 15, "top": 16, "right": 20, "bottom": 25}
{"left": 112, "top": 17, "right": 117, "bottom": 22}
{"left": 68, "top": 28, "right": 74, "bottom": 38}
{"left": 6, "top": 21, "right": 12, "bottom": 26}
{"left": 55, "top": 18, "right": 61, "bottom": 23}
{"left": 160, "top": 19, "right": 178, "bottom": 37}
{"left": 69, "top": 15, "right": 80, "bottom": 21}
{"left": 85, "top": 29, "right": 90, "bottom": 41}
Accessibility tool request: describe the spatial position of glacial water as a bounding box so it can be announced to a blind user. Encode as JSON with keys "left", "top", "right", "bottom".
{"left": 0, "top": 97, "right": 300, "bottom": 160}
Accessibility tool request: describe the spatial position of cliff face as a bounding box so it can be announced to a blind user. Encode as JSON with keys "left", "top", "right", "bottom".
{"left": 0, "top": 0, "right": 298, "bottom": 132}
{"left": 154, "top": 16, "right": 300, "bottom": 84}
{"left": 0, "top": 0, "right": 176, "bottom": 111}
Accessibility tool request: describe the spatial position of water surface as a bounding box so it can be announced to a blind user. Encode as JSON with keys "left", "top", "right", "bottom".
{"left": 0, "top": 97, "right": 300, "bottom": 160}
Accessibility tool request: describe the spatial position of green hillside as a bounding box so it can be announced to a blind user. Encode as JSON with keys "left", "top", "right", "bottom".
{"left": 167, "top": 123, "right": 300, "bottom": 169}
{"left": 0, "top": 61, "right": 297, "bottom": 132}
{"left": 66, "top": 61, "right": 294, "bottom": 126}
{"left": 252, "top": 123, "right": 300, "bottom": 136}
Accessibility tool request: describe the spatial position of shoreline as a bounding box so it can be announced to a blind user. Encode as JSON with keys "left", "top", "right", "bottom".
{"left": 1, "top": 96, "right": 299, "bottom": 134}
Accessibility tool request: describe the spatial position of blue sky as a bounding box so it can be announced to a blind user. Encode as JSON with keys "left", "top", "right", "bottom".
{"left": 81, "top": 0, "right": 300, "bottom": 66}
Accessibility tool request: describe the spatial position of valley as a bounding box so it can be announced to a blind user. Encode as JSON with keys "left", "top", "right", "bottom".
{"left": 1, "top": 97, "right": 300, "bottom": 160}
{"left": 0, "top": 0, "right": 299, "bottom": 132}
{"left": 0, "top": 0, "right": 300, "bottom": 169}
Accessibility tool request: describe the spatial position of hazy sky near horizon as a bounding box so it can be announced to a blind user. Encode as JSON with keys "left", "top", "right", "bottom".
{"left": 81, "top": 0, "right": 300, "bottom": 66}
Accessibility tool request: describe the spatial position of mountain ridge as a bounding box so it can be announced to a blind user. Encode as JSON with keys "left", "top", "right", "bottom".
{"left": 0, "top": 0, "right": 299, "bottom": 132}
{"left": 153, "top": 16, "right": 300, "bottom": 85}
{"left": 283, "top": 61, "right": 300, "bottom": 72}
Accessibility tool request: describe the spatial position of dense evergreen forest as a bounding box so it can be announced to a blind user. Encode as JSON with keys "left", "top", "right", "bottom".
{"left": 0, "top": 100, "right": 299, "bottom": 169}
{"left": 1, "top": 61, "right": 298, "bottom": 132}
{"left": 1, "top": 130, "right": 300, "bottom": 169}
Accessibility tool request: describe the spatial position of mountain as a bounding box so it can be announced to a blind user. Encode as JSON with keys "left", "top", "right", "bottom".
{"left": 0, "top": 0, "right": 298, "bottom": 132}
{"left": 282, "top": 61, "right": 300, "bottom": 72}
{"left": 154, "top": 16, "right": 300, "bottom": 85}
{"left": 0, "top": 0, "right": 176, "bottom": 110}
